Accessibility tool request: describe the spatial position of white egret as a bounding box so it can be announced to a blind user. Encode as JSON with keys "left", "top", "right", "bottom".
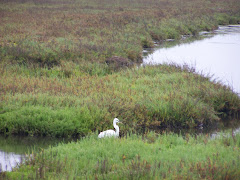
{"left": 98, "top": 118, "right": 121, "bottom": 138}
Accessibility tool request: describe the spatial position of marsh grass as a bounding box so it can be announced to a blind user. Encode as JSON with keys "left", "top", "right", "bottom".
{"left": 0, "top": 0, "right": 240, "bottom": 69}
{"left": 3, "top": 132, "right": 240, "bottom": 179}
{"left": 0, "top": 63, "right": 239, "bottom": 137}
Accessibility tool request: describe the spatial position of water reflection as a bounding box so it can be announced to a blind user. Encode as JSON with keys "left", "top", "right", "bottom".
{"left": 0, "top": 135, "right": 74, "bottom": 172}
{"left": 0, "top": 151, "right": 23, "bottom": 172}
{"left": 140, "top": 117, "right": 240, "bottom": 141}
{"left": 143, "top": 25, "right": 240, "bottom": 94}
{"left": 143, "top": 26, "right": 240, "bottom": 139}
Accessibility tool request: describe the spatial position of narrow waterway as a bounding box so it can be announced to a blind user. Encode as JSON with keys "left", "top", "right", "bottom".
{"left": 0, "top": 135, "right": 73, "bottom": 172}
{"left": 143, "top": 25, "right": 240, "bottom": 94}
{"left": 142, "top": 24, "right": 240, "bottom": 138}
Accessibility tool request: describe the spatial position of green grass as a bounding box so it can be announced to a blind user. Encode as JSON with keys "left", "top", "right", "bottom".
{"left": 1, "top": 64, "right": 239, "bottom": 137}
{"left": 0, "top": 0, "right": 240, "bottom": 69}
{"left": 2, "top": 132, "right": 240, "bottom": 179}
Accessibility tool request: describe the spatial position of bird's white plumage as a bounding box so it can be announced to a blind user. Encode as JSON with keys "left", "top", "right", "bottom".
{"left": 98, "top": 118, "right": 121, "bottom": 138}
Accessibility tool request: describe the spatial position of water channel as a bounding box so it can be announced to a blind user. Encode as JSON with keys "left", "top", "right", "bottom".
{"left": 142, "top": 24, "right": 240, "bottom": 139}
{"left": 0, "top": 135, "right": 74, "bottom": 172}
{"left": 1, "top": 25, "right": 240, "bottom": 173}
{"left": 143, "top": 25, "right": 240, "bottom": 94}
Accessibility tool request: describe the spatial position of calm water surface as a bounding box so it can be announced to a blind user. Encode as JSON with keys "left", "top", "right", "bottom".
{"left": 143, "top": 25, "right": 240, "bottom": 94}
{"left": 142, "top": 25, "right": 240, "bottom": 138}
{"left": 0, "top": 135, "right": 73, "bottom": 172}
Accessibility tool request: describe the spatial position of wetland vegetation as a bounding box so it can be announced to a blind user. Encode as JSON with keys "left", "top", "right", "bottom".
{"left": 1, "top": 0, "right": 240, "bottom": 69}
{"left": 0, "top": 0, "right": 240, "bottom": 178}
{"left": 2, "top": 133, "right": 240, "bottom": 179}
{"left": 1, "top": 64, "right": 240, "bottom": 137}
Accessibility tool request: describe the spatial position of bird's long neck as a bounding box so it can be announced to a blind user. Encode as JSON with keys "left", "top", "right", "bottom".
{"left": 113, "top": 123, "right": 119, "bottom": 136}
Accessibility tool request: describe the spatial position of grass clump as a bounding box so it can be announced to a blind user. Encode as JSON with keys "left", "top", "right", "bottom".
{"left": 1, "top": 64, "right": 239, "bottom": 137}
{"left": 3, "top": 132, "right": 240, "bottom": 179}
